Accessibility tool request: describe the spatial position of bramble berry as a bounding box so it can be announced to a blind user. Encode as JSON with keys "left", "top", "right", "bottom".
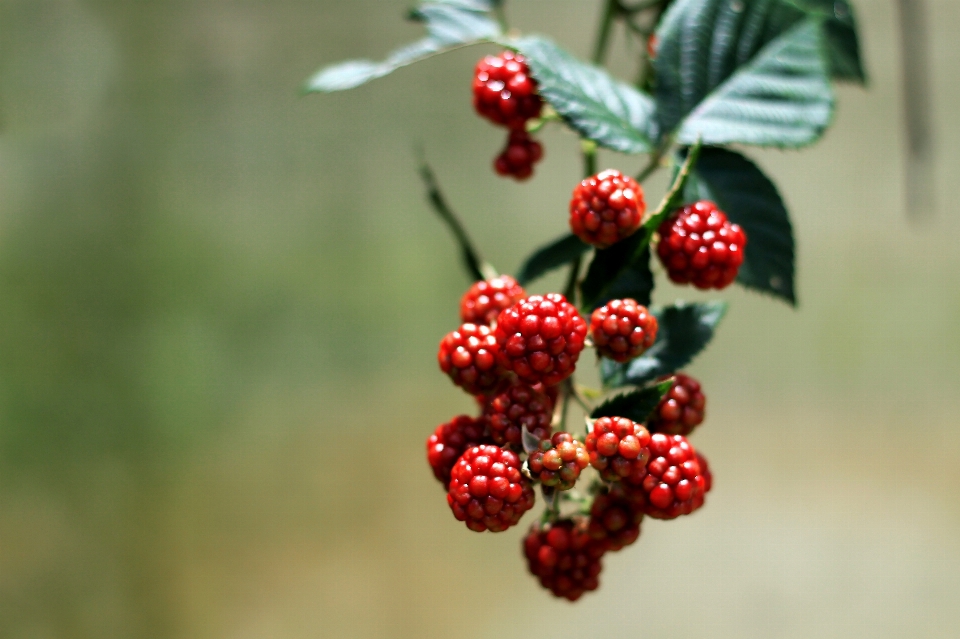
{"left": 460, "top": 275, "right": 527, "bottom": 326}
{"left": 640, "top": 433, "right": 704, "bottom": 519}
{"left": 585, "top": 416, "right": 652, "bottom": 485}
{"left": 587, "top": 483, "right": 646, "bottom": 552}
{"left": 495, "top": 294, "right": 587, "bottom": 386}
{"left": 692, "top": 450, "right": 712, "bottom": 511}
{"left": 523, "top": 520, "right": 605, "bottom": 601}
{"left": 656, "top": 200, "right": 746, "bottom": 289}
{"left": 426, "top": 415, "right": 489, "bottom": 485}
{"left": 473, "top": 51, "right": 543, "bottom": 130}
{"left": 482, "top": 381, "right": 553, "bottom": 449}
{"left": 438, "top": 323, "right": 503, "bottom": 394}
{"left": 447, "top": 444, "right": 535, "bottom": 532}
{"left": 647, "top": 373, "right": 706, "bottom": 436}
{"left": 526, "top": 433, "right": 589, "bottom": 490}
{"left": 569, "top": 169, "right": 646, "bottom": 248}
{"left": 493, "top": 130, "right": 543, "bottom": 181}
{"left": 589, "top": 298, "right": 658, "bottom": 362}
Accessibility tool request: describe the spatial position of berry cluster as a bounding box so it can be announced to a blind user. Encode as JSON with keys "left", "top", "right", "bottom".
{"left": 473, "top": 50, "right": 545, "bottom": 180}
{"left": 428, "top": 274, "right": 719, "bottom": 600}
{"left": 423, "top": 61, "right": 744, "bottom": 601}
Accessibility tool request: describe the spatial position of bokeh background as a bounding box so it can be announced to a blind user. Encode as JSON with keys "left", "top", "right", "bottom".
{"left": 1, "top": 1, "right": 958, "bottom": 637}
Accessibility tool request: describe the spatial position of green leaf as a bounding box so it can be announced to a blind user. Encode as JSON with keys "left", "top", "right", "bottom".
{"left": 516, "top": 234, "right": 591, "bottom": 286}
{"left": 654, "top": 0, "right": 835, "bottom": 148}
{"left": 793, "top": 0, "right": 867, "bottom": 83}
{"left": 510, "top": 36, "right": 656, "bottom": 154}
{"left": 591, "top": 378, "right": 675, "bottom": 423}
{"left": 581, "top": 241, "right": 653, "bottom": 311}
{"left": 303, "top": 2, "right": 500, "bottom": 93}
{"left": 684, "top": 147, "right": 796, "bottom": 304}
{"left": 601, "top": 301, "right": 727, "bottom": 388}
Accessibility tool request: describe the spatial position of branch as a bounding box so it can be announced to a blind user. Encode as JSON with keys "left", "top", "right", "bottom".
{"left": 418, "top": 160, "right": 496, "bottom": 282}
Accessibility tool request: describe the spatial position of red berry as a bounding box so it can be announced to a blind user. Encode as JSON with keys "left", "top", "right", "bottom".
{"left": 569, "top": 170, "right": 646, "bottom": 248}
{"left": 494, "top": 294, "right": 587, "bottom": 387}
{"left": 584, "top": 416, "right": 652, "bottom": 485}
{"left": 523, "top": 520, "right": 606, "bottom": 601}
{"left": 647, "top": 373, "right": 706, "bottom": 436}
{"left": 473, "top": 50, "right": 543, "bottom": 130}
{"left": 447, "top": 444, "right": 535, "bottom": 532}
{"left": 426, "top": 415, "right": 489, "bottom": 485}
{"left": 587, "top": 483, "right": 646, "bottom": 552}
{"left": 692, "top": 450, "right": 712, "bottom": 511}
{"left": 640, "top": 433, "right": 704, "bottom": 519}
{"left": 460, "top": 275, "right": 527, "bottom": 326}
{"left": 526, "top": 433, "right": 589, "bottom": 490}
{"left": 656, "top": 200, "right": 746, "bottom": 289}
{"left": 589, "top": 298, "right": 658, "bottom": 362}
{"left": 493, "top": 129, "right": 544, "bottom": 181}
{"left": 482, "top": 380, "right": 553, "bottom": 449}
{"left": 438, "top": 323, "right": 503, "bottom": 395}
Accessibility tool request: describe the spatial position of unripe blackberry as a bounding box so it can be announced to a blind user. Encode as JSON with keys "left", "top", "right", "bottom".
{"left": 584, "top": 416, "right": 652, "bottom": 485}
{"left": 640, "top": 433, "right": 704, "bottom": 519}
{"left": 569, "top": 169, "right": 646, "bottom": 248}
{"left": 460, "top": 275, "right": 527, "bottom": 326}
{"left": 523, "top": 520, "right": 606, "bottom": 601}
{"left": 647, "top": 373, "right": 706, "bottom": 436}
{"left": 587, "top": 483, "right": 645, "bottom": 552}
{"left": 692, "top": 450, "right": 712, "bottom": 511}
{"left": 482, "top": 381, "right": 553, "bottom": 449}
{"left": 473, "top": 50, "right": 543, "bottom": 130}
{"left": 438, "top": 323, "right": 503, "bottom": 395}
{"left": 426, "top": 415, "right": 489, "bottom": 485}
{"left": 526, "top": 433, "right": 589, "bottom": 490}
{"left": 494, "top": 294, "right": 587, "bottom": 387}
{"left": 493, "top": 129, "right": 544, "bottom": 181}
{"left": 589, "top": 298, "right": 658, "bottom": 362}
{"left": 447, "top": 444, "right": 535, "bottom": 532}
{"left": 656, "top": 200, "right": 746, "bottom": 289}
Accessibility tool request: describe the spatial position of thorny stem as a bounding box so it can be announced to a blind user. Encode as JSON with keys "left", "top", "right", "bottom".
{"left": 418, "top": 160, "right": 496, "bottom": 281}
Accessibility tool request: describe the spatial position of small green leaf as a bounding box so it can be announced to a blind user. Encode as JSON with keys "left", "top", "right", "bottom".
{"left": 590, "top": 378, "right": 674, "bottom": 423}
{"left": 793, "top": 0, "right": 867, "bottom": 83}
{"left": 601, "top": 301, "right": 727, "bottom": 388}
{"left": 304, "top": 2, "right": 500, "bottom": 93}
{"left": 684, "top": 147, "right": 796, "bottom": 304}
{"left": 516, "top": 234, "right": 591, "bottom": 286}
{"left": 510, "top": 36, "right": 656, "bottom": 154}
{"left": 580, "top": 241, "right": 653, "bottom": 311}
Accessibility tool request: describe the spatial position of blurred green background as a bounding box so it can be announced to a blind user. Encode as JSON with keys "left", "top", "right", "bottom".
{"left": 1, "top": 1, "right": 958, "bottom": 637}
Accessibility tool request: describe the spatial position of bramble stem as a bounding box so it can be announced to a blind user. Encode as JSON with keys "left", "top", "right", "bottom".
{"left": 418, "top": 161, "right": 496, "bottom": 282}
{"left": 592, "top": 0, "right": 620, "bottom": 64}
